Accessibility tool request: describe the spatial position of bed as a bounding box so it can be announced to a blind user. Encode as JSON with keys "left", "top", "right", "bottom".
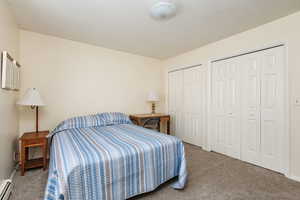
{"left": 44, "top": 113, "right": 187, "bottom": 200}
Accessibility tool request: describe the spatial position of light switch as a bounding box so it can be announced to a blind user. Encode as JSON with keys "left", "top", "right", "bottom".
{"left": 295, "top": 99, "right": 300, "bottom": 106}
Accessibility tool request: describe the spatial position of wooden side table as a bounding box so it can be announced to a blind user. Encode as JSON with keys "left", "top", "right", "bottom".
{"left": 130, "top": 113, "right": 170, "bottom": 135}
{"left": 19, "top": 130, "right": 49, "bottom": 176}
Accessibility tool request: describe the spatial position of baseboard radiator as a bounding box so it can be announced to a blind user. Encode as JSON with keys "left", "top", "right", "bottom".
{"left": 0, "top": 180, "right": 13, "bottom": 200}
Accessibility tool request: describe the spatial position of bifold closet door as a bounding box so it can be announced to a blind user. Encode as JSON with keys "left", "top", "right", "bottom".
{"left": 260, "top": 47, "right": 285, "bottom": 173}
{"left": 212, "top": 46, "right": 285, "bottom": 173}
{"left": 242, "top": 46, "right": 285, "bottom": 173}
{"left": 211, "top": 58, "right": 241, "bottom": 159}
{"left": 240, "top": 53, "right": 261, "bottom": 167}
{"left": 182, "top": 66, "right": 207, "bottom": 147}
{"left": 168, "top": 70, "right": 183, "bottom": 138}
{"left": 168, "top": 66, "right": 207, "bottom": 147}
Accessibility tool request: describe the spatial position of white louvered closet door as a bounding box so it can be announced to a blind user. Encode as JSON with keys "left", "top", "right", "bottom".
{"left": 168, "top": 70, "right": 183, "bottom": 138}
{"left": 212, "top": 58, "right": 241, "bottom": 159}
{"left": 182, "top": 66, "right": 207, "bottom": 147}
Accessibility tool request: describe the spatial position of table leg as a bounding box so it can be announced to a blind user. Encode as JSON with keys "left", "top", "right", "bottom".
{"left": 158, "top": 118, "right": 161, "bottom": 132}
{"left": 25, "top": 147, "right": 29, "bottom": 161}
{"left": 167, "top": 119, "right": 170, "bottom": 135}
{"left": 21, "top": 145, "right": 25, "bottom": 176}
{"left": 43, "top": 142, "right": 47, "bottom": 170}
{"left": 137, "top": 119, "right": 142, "bottom": 127}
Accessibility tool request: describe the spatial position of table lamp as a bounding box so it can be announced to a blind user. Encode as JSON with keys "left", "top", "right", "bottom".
{"left": 17, "top": 88, "right": 45, "bottom": 134}
{"left": 147, "top": 91, "right": 160, "bottom": 114}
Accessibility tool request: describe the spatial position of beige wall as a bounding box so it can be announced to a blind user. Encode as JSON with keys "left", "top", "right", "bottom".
{"left": 19, "top": 30, "right": 164, "bottom": 134}
{"left": 0, "top": 0, "right": 19, "bottom": 181}
{"left": 163, "top": 11, "right": 300, "bottom": 179}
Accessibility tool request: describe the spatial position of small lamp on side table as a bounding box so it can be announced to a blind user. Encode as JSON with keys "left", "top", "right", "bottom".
{"left": 17, "top": 88, "right": 45, "bottom": 134}
{"left": 147, "top": 91, "right": 160, "bottom": 114}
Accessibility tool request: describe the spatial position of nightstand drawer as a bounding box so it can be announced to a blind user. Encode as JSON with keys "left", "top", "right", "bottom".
{"left": 23, "top": 138, "right": 46, "bottom": 146}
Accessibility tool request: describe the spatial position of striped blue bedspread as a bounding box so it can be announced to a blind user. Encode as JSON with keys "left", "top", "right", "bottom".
{"left": 45, "top": 123, "right": 187, "bottom": 199}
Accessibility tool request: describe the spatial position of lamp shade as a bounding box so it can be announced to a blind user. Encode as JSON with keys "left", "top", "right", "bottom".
{"left": 147, "top": 91, "right": 160, "bottom": 102}
{"left": 17, "top": 88, "right": 45, "bottom": 106}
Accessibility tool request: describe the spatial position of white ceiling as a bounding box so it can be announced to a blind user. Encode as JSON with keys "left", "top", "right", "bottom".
{"left": 8, "top": 0, "right": 300, "bottom": 59}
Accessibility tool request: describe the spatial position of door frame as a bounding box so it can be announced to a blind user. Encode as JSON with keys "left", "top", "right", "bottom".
{"left": 207, "top": 42, "right": 290, "bottom": 177}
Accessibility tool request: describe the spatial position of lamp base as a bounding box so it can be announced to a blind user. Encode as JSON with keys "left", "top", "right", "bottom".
{"left": 35, "top": 106, "right": 39, "bottom": 133}
{"left": 151, "top": 103, "right": 156, "bottom": 114}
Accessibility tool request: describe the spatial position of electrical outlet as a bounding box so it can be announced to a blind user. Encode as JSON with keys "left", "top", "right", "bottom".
{"left": 13, "top": 151, "right": 19, "bottom": 162}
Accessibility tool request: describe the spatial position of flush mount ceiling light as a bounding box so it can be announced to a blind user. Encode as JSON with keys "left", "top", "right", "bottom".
{"left": 150, "top": 1, "right": 177, "bottom": 20}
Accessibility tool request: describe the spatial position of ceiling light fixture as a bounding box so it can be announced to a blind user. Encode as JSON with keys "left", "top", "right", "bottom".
{"left": 150, "top": 1, "right": 177, "bottom": 20}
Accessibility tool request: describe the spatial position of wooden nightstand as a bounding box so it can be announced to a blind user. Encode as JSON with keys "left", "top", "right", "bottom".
{"left": 130, "top": 114, "right": 170, "bottom": 135}
{"left": 19, "top": 130, "right": 49, "bottom": 176}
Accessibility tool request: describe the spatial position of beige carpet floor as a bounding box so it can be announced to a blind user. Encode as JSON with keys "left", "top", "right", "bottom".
{"left": 10, "top": 144, "right": 300, "bottom": 200}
